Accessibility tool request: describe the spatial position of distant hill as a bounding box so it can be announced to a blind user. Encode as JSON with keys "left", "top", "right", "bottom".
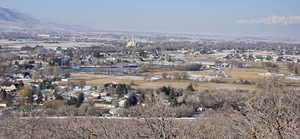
{"left": 0, "top": 7, "right": 89, "bottom": 33}
{"left": 0, "top": 7, "right": 39, "bottom": 24}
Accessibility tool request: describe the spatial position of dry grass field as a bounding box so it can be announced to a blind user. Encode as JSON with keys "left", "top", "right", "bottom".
{"left": 184, "top": 56, "right": 217, "bottom": 62}
{"left": 224, "top": 68, "right": 268, "bottom": 81}
{"left": 134, "top": 80, "right": 256, "bottom": 91}
{"left": 145, "top": 70, "right": 217, "bottom": 76}
{"left": 70, "top": 73, "right": 257, "bottom": 91}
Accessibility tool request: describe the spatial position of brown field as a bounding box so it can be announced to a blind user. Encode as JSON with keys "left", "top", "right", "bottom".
{"left": 246, "top": 62, "right": 291, "bottom": 74}
{"left": 224, "top": 68, "right": 268, "bottom": 81}
{"left": 143, "top": 70, "right": 217, "bottom": 77}
{"left": 134, "top": 80, "right": 256, "bottom": 91}
{"left": 70, "top": 73, "right": 257, "bottom": 91}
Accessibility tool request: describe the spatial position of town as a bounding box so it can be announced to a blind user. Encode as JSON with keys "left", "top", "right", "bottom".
{"left": 1, "top": 32, "right": 300, "bottom": 118}
{"left": 1, "top": 1, "right": 300, "bottom": 138}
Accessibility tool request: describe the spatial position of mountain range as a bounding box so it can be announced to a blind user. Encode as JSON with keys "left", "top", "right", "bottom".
{"left": 0, "top": 7, "right": 88, "bottom": 33}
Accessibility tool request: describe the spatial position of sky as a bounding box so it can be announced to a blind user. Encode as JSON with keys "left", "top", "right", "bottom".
{"left": 1, "top": 0, "right": 300, "bottom": 38}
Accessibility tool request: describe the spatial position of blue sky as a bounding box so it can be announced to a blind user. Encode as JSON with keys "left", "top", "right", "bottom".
{"left": 1, "top": 0, "right": 300, "bottom": 38}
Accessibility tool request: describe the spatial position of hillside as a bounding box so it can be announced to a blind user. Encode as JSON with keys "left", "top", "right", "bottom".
{"left": 0, "top": 7, "right": 88, "bottom": 33}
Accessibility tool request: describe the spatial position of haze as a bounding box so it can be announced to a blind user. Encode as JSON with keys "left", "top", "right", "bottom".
{"left": 1, "top": 0, "right": 300, "bottom": 39}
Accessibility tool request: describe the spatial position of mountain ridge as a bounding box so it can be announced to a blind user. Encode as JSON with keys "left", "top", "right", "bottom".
{"left": 0, "top": 7, "right": 89, "bottom": 33}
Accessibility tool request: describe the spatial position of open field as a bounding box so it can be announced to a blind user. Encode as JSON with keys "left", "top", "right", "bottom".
{"left": 70, "top": 73, "right": 257, "bottom": 91}
{"left": 224, "top": 68, "right": 268, "bottom": 81}
{"left": 68, "top": 64, "right": 300, "bottom": 92}
{"left": 133, "top": 80, "right": 256, "bottom": 91}
{"left": 184, "top": 56, "right": 218, "bottom": 62}
{"left": 145, "top": 70, "right": 217, "bottom": 76}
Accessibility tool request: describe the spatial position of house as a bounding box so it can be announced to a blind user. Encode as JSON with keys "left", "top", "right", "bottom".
{"left": 90, "top": 92, "right": 100, "bottom": 99}
{"left": 14, "top": 72, "right": 33, "bottom": 83}
{"left": 0, "top": 84, "right": 16, "bottom": 92}
{"left": 118, "top": 99, "right": 127, "bottom": 108}
{"left": 126, "top": 40, "right": 137, "bottom": 47}
{"left": 100, "top": 92, "right": 109, "bottom": 97}
{"left": 0, "top": 103, "right": 7, "bottom": 108}
{"left": 40, "top": 89, "right": 56, "bottom": 101}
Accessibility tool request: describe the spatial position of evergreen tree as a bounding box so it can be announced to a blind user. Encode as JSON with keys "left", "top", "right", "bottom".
{"left": 37, "top": 92, "right": 43, "bottom": 104}
{"left": 76, "top": 93, "right": 85, "bottom": 108}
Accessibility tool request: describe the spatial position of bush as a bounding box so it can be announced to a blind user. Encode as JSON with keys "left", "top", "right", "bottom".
{"left": 66, "top": 97, "right": 78, "bottom": 106}
{"left": 288, "top": 63, "right": 300, "bottom": 75}
{"left": 186, "top": 83, "right": 195, "bottom": 91}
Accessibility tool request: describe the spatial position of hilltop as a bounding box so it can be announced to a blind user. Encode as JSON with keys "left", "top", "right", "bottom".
{"left": 0, "top": 7, "right": 88, "bottom": 33}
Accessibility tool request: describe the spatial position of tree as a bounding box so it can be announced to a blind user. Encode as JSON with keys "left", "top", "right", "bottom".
{"left": 66, "top": 97, "right": 78, "bottom": 106}
{"left": 143, "top": 118, "right": 177, "bottom": 139}
{"left": 126, "top": 94, "right": 138, "bottom": 107}
{"left": 0, "top": 90, "right": 13, "bottom": 101}
{"left": 76, "top": 93, "right": 85, "bottom": 108}
{"left": 160, "top": 86, "right": 181, "bottom": 106}
{"left": 235, "top": 87, "right": 300, "bottom": 139}
{"left": 287, "top": 63, "right": 300, "bottom": 76}
{"left": 54, "top": 92, "right": 64, "bottom": 100}
{"left": 186, "top": 83, "right": 195, "bottom": 92}
{"left": 63, "top": 70, "right": 71, "bottom": 78}
{"left": 115, "top": 84, "right": 128, "bottom": 96}
{"left": 40, "top": 80, "right": 52, "bottom": 89}
{"left": 36, "top": 92, "right": 43, "bottom": 104}
{"left": 262, "top": 62, "right": 279, "bottom": 72}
